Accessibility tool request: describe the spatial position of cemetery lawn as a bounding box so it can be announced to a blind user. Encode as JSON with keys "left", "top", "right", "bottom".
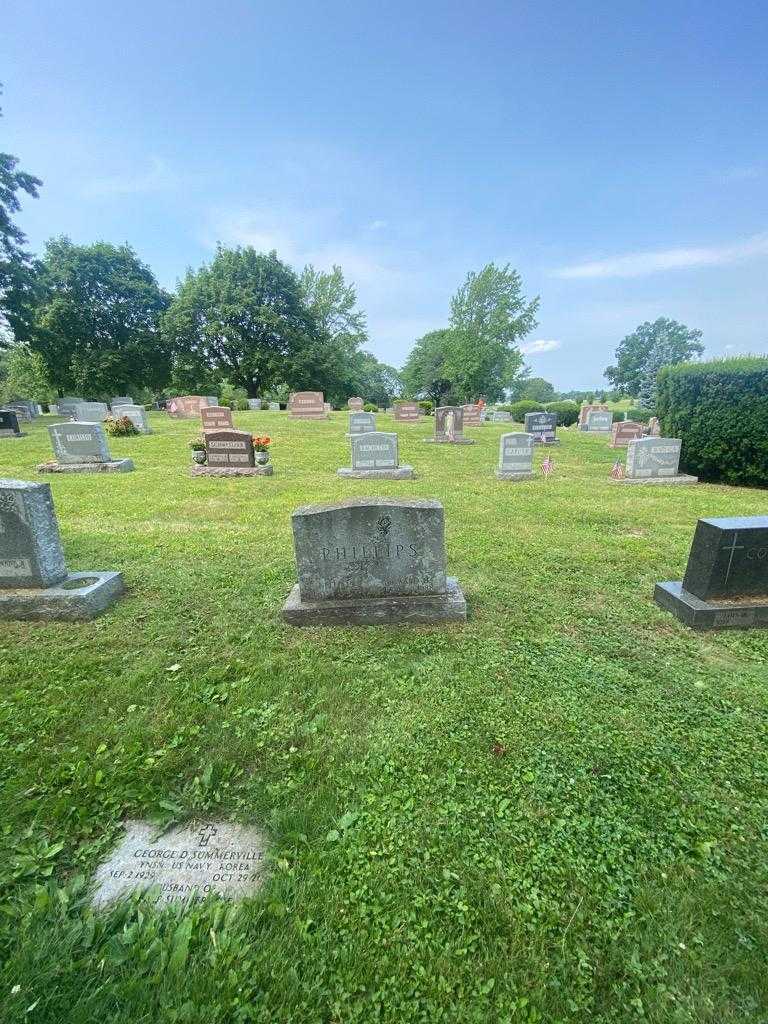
{"left": 2, "top": 412, "right": 768, "bottom": 1024}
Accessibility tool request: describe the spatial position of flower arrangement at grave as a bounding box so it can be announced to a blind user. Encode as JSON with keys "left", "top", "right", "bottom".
{"left": 252, "top": 435, "right": 272, "bottom": 464}
{"left": 105, "top": 415, "right": 139, "bottom": 437}
{"left": 189, "top": 435, "right": 207, "bottom": 464}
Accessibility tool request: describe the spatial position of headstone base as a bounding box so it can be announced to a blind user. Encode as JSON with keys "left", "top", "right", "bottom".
{"left": 37, "top": 459, "right": 135, "bottom": 473}
{"left": 282, "top": 576, "right": 467, "bottom": 626}
{"left": 654, "top": 581, "right": 768, "bottom": 630}
{"left": 422, "top": 438, "right": 475, "bottom": 445}
{"left": 190, "top": 465, "right": 274, "bottom": 477}
{"left": 337, "top": 465, "right": 414, "bottom": 479}
{"left": 495, "top": 471, "right": 535, "bottom": 481}
{"left": 0, "top": 571, "right": 124, "bottom": 621}
{"left": 612, "top": 474, "right": 698, "bottom": 486}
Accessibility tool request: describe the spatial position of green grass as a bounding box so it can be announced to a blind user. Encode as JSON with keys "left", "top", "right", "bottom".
{"left": 1, "top": 412, "right": 767, "bottom": 1024}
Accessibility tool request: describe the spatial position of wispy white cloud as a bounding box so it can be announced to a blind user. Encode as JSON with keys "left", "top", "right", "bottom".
{"left": 521, "top": 338, "right": 561, "bottom": 354}
{"left": 368, "top": 219, "right": 388, "bottom": 231}
{"left": 83, "top": 157, "right": 182, "bottom": 198}
{"left": 553, "top": 232, "right": 768, "bottom": 280}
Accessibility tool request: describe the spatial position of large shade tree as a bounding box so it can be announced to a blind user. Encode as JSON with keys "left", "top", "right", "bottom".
{"left": 605, "top": 318, "right": 704, "bottom": 402}
{"left": 29, "top": 237, "right": 171, "bottom": 396}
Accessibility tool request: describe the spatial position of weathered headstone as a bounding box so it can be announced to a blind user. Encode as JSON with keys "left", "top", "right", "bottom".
{"left": 655, "top": 516, "right": 768, "bottom": 629}
{"left": 282, "top": 498, "right": 466, "bottom": 625}
{"left": 393, "top": 401, "right": 419, "bottom": 423}
{"left": 289, "top": 391, "right": 328, "bottom": 420}
{"left": 524, "top": 411, "right": 559, "bottom": 445}
{"left": 647, "top": 416, "right": 661, "bottom": 437}
{"left": 496, "top": 432, "right": 535, "bottom": 480}
{"left": 8, "top": 399, "right": 37, "bottom": 421}
{"left": 192, "top": 429, "right": 272, "bottom": 477}
{"left": 0, "top": 479, "right": 123, "bottom": 619}
{"left": 610, "top": 420, "right": 644, "bottom": 447}
{"left": 461, "top": 404, "right": 482, "bottom": 426}
{"left": 39, "top": 422, "right": 134, "bottom": 473}
{"left": 110, "top": 396, "right": 133, "bottom": 409}
{"left": 114, "top": 404, "right": 152, "bottom": 434}
{"left": 348, "top": 397, "right": 364, "bottom": 411}
{"left": 167, "top": 396, "right": 210, "bottom": 419}
{"left": 338, "top": 431, "right": 414, "bottom": 479}
{"left": 73, "top": 401, "right": 110, "bottom": 422}
{"left": 585, "top": 409, "right": 613, "bottom": 432}
{"left": 91, "top": 819, "right": 267, "bottom": 907}
{"left": 424, "top": 406, "right": 474, "bottom": 444}
{"left": 268, "top": 402, "right": 280, "bottom": 411}
{"left": 247, "top": 399, "right": 262, "bottom": 410}
{"left": 491, "top": 410, "right": 511, "bottom": 423}
{"left": 205, "top": 396, "right": 218, "bottom": 407}
{"left": 618, "top": 437, "right": 697, "bottom": 485}
{"left": 201, "top": 405, "right": 234, "bottom": 430}
{"left": 57, "top": 396, "right": 85, "bottom": 417}
{"left": 347, "top": 411, "right": 376, "bottom": 435}
{"left": 0, "top": 410, "right": 26, "bottom": 439}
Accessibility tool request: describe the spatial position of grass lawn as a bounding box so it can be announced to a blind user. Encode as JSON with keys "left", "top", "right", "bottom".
{"left": 1, "top": 411, "right": 767, "bottom": 1024}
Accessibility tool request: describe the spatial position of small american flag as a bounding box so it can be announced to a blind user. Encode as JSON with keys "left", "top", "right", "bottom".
{"left": 610, "top": 459, "right": 625, "bottom": 479}
{"left": 541, "top": 455, "right": 554, "bottom": 477}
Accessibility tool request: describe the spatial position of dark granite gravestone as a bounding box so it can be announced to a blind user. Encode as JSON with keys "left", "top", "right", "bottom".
{"left": 424, "top": 406, "right": 475, "bottom": 444}
{"left": 0, "top": 410, "right": 25, "bottom": 439}
{"left": 289, "top": 391, "right": 328, "bottom": 419}
{"left": 347, "top": 411, "right": 376, "bottom": 435}
{"left": 39, "top": 422, "right": 134, "bottom": 473}
{"left": 338, "top": 431, "right": 414, "bottom": 479}
{"left": 393, "top": 401, "right": 419, "bottom": 422}
{"left": 192, "top": 429, "right": 272, "bottom": 477}
{"left": 496, "top": 432, "right": 535, "bottom": 480}
{"left": 348, "top": 397, "right": 364, "bottom": 411}
{"left": 610, "top": 420, "right": 644, "bottom": 447}
{"left": 620, "top": 437, "right": 697, "bottom": 485}
{"left": 0, "top": 479, "right": 123, "bottom": 619}
{"left": 282, "top": 497, "right": 466, "bottom": 625}
{"left": 524, "top": 412, "right": 559, "bottom": 444}
{"left": 201, "top": 406, "right": 235, "bottom": 430}
{"left": 655, "top": 516, "right": 768, "bottom": 629}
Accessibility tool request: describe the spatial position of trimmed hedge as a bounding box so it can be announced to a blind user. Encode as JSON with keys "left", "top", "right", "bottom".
{"left": 656, "top": 356, "right": 768, "bottom": 486}
{"left": 507, "top": 399, "right": 546, "bottom": 421}
{"left": 623, "top": 406, "right": 655, "bottom": 424}
{"left": 545, "top": 400, "right": 579, "bottom": 427}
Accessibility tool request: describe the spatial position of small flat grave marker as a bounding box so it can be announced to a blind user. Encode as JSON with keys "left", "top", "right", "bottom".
{"left": 91, "top": 819, "right": 267, "bottom": 907}
{"left": 496, "top": 432, "right": 535, "bottom": 480}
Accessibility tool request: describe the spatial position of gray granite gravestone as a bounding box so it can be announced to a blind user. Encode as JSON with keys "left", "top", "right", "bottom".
{"left": 0, "top": 479, "right": 123, "bottom": 619}
{"left": 91, "top": 819, "right": 267, "bottom": 907}
{"left": 57, "top": 396, "right": 85, "bottom": 416}
{"left": 8, "top": 399, "right": 37, "bottom": 421}
{"left": 201, "top": 405, "right": 235, "bottom": 430}
{"left": 247, "top": 399, "right": 262, "bottom": 410}
{"left": 655, "top": 516, "right": 768, "bottom": 629}
{"left": 347, "top": 411, "right": 376, "bottom": 435}
{"left": 491, "top": 410, "right": 511, "bottom": 422}
{"left": 110, "top": 396, "right": 133, "bottom": 409}
{"left": 496, "top": 432, "right": 535, "bottom": 480}
{"left": 115, "top": 404, "right": 152, "bottom": 434}
{"left": 524, "top": 412, "right": 559, "bottom": 445}
{"left": 192, "top": 429, "right": 272, "bottom": 477}
{"left": 393, "top": 401, "right": 419, "bottom": 423}
{"left": 282, "top": 497, "right": 466, "bottom": 625}
{"left": 0, "top": 410, "right": 26, "bottom": 439}
{"left": 585, "top": 409, "right": 613, "bottom": 432}
{"left": 73, "top": 401, "right": 110, "bottom": 422}
{"left": 268, "top": 402, "right": 280, "bottom": 411}
{"left": 424, "top": 406, "right": 475, "bottom": 444}
{"left": 348, "top": 397, "right": 364, "bottom": 411}
{"left": 39, "top": 422, "right": 134, "bottom": 473}
{"left": 338, "top": 431, "right": 414, "bottom": 479}
{"left": 619, "top": 437, "right": 697, "bottom": 485}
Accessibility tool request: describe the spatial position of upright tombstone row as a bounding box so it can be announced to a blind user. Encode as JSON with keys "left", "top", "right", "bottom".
{"left": 282, "top": 498, "right": 466, "bottom": 625}
{"left": 338, "top": 432, "right": 414, "bottom": 479}
{"left": 0, "top": 479, "right": 123, "bottom": 620}
{"left": 39, "top": 422, "right": 134, "bottom": 473}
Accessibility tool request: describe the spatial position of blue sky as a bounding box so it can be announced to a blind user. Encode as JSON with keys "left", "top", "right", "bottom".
{"left": 2, "top": 0, "right": 766, "bottom": 388}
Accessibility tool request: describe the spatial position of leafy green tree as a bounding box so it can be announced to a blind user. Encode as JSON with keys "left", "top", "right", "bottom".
{"left": 345, "top": 350, "right": 401, "bottom": 407}
{"left": 0, "top": 87, "right": 42, "bottom": 345}
{"left": 29, "top": 237, "right": 171, "bottom": 396}
{"left": 400, "top": 329, "right": 456, "bottom": 405}
{"left": 299, "top": 264, "right": 367, "bottom": 353}
{"left": 163, "top": 247, "right": 319, "bottom": 397}
{"left": 0, "top": 345, "right": 54, "bottom": 403}
{"left": 605, "top": 318, "right": 704, "bottom": 398}
{"left": 515, "top": 376, "right": 557, "bottom": 403}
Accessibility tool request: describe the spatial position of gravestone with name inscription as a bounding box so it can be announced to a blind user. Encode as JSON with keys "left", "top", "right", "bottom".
{"left": 655, "top": 516, "right": 768, "bottom": 629}
{"left": 0, "top": 410, "right": 26, "bottom": 439}
{"left": 619, "top": 437, "right": 697, "bottom": 485}
{"left": 496, "top": 432, "right": 535, "bottom": 480}
{"left": 58, "top": 396, "right": 85, "bottom": 417}
{"left": 8, "top": 399, "right": 37, "bottom": 421}
{"left": 424, "top": 406, "right": 475, "bottom": 444}
{"left": 610, "top": 420, "right": 644, "bottom": 447}
{"left": 348, "top": 397, "right": 364, "bottom": 411}
{"left": 347, "top": 411, "right": 376, "bottom": 435}
{"left": 491, "top": 410, "right": 511, "bottom": 423}
{"left": 585, "top": 409, "right": 613, "bottom": 432}
{"left": 461, "top": 404, "right": 482, "bottom": 426}
{"left": 289, "top": 391, "right": 328, "bottom": 420}
{"left": 393, "top": 401, "right": 419, "bottom": 423}
{"left": 282, "top": 497, "right": 466, "bottom": 625}
{"left": 524, "top": 411, "right": 559, "bottom": 445}
{"left": 201, "top": 405, "right": 234, "bottom": 430}
{"left": 268, "top": 402, "right": 280, "bottom": 411}
{"left": 114, "top": 404, "right": 152, "bottom": 434}
{"left": 39, "top": 422, "right": 134, "bottom": 473}
{"left": 0, "top": 478, "right": 124, "bottom": 619}
{"left": 247, "top": 399, "right": 262, "bottom": 410}
{"left": 338, "top": 431, "right": 414, "bottom": 479}
{"left": 73, "top": 401, "right": 110, "bottom": 422}
{"left": 167, "top": 395, "right": 210, "bottom": 419}
{"left": 579, "top": 403, "right": 610, "bottom": 429}
{"left": 192, "top": 429, "right": 272, "bottom": 477}
{"left": 92, "top": 819, "right": 267, "bottom": 907}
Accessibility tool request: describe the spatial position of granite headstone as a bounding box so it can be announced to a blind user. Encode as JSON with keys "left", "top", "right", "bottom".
{"left": 622, "top": 437, "right": 697, "bottom": 485}
{"left": 201, "top": 406, "right": 235, "bottom": 430}
{"left": 524, "top": 412, "right": 558, "bottom": 444}
{"left": 393, "top": 401, "right": 419, "bottom": 423}
{"left": 348, "top": 411, "right": 376, "bottom": 435}
{"left": 338, "top": 431, "right": 414, "bottom": 479}
{"left": 496, "top": 432, "right": 535, "bottom": 480}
